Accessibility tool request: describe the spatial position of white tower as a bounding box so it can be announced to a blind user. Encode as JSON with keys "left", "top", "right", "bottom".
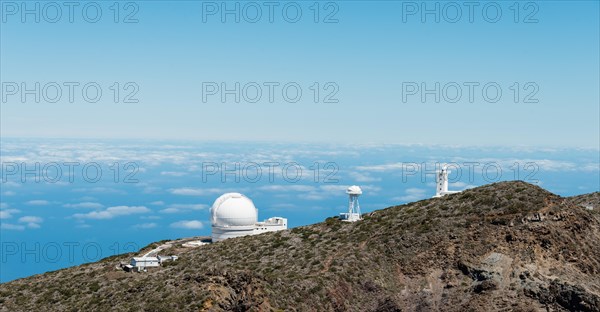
{"left": 435, "top": 165, "right": 449, "bottom": 197}
{"left": 340, "top": 185, "right": 362, "bottom": 222}
{"left": 433, "top": 164, "right": 460, "bottom": 198}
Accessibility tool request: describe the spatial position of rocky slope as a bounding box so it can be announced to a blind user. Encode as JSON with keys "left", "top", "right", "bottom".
{"left": 1, "top": 181, "right": 599, "bottom": 312}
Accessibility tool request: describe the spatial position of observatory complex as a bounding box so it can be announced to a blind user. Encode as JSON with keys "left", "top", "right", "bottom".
{"left": 126, "top": 169, "right": 465, "bottom": 272}
{"left": 211, "top": 192, "right": 287, "bottom": 242}
{"left": 433, "top": 164, "right": 461, "bottom": 198}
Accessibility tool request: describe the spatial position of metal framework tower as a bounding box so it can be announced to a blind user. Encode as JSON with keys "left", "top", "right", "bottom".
{"left": 341, "top": 185, "right": 362, "bottom": 222}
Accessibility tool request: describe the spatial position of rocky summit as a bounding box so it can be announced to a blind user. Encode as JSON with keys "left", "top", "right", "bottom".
{"left": 1, "top": 181, "right": 599, "bottom": 312}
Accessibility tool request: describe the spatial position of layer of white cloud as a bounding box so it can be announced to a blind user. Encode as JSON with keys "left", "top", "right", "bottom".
{"left": 18, "top": 216, "right": 43, "bottom": 223}
{"left": 356, "top": 163, "right": 404, "bottom": 172}
{"left": 169, "top": 188, "right": 238, "bottom": 196}
{"left": 449, "top": 181, "right": 477, "bottom": 190}
{"left": 1, "top": 223, "right": 25, "bottom": 231}
{"left": 73, "top": 206, "right": 150, "bottom": 220}
{"left": 347, "top": 171, "right": 381, "bottom": 182}
{"left": 1, "top": 215, "right": 45, "bottom": 229}
{"left": 258, "top": 185, "right": 317, "bottom": 192}
{"left": 160, "top": 171, "right": 188, "bottom": 177}
{"left": 140, "top": 215, "right": 161, "bottom": 220}
{"left": 159, "top": 204, "right": 207, "bottom": 214}
{"left": 356, "top": 158, "right": 600, "bottom": 175}
{"left": 72, "top": 187, "right": 126, "bottom": 195}
{"left": 133, "top": 222, "right": 157, "bottom": 229}
{"left": 26, "top": 200, "right": 49, "bottom": 206}
{"left": 170, "top": 220, "right": 203, "bottom": 229}
{"left": 63, "top": 202, "right": 104, "bottom": 209}
{"left": 1, "top": 181, "right": 21, "bottom": 188}
{"left": 0, "top": 209, "right": 20, "bottom": 219}
{"left": 392, "top": 188, "right": 428, "bottom": 202}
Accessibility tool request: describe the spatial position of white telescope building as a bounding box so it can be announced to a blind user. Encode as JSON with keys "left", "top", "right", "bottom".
{"left": 210, "top": 192, "right": 287, "bottom": 242}
{"left": 339, "top": 185, "right": 363, "bottom": 222}
{"left": 433, "top": 164, "right": 461, "bottom": 198}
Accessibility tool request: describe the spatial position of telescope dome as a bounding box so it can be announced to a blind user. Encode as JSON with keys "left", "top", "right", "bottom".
{"left": 211, "top": 193, "right": 257, "bottom": 227}
{"left": 346, "top": 185, "right": 362, "bottom": 195}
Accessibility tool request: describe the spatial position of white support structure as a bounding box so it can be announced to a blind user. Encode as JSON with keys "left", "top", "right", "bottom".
{"left": 433, "top": 164, "right": 461, "bottom": 198}
{"left": 340, "top": 185, "right": 362, "bottom": 222}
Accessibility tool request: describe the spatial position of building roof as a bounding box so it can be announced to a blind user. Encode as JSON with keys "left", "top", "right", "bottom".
{"left": 132, "top": 257, "right": 159, "bottom": 261}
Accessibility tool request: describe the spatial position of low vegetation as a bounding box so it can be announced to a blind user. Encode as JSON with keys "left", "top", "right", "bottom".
{"left": 1, "top": 181, "right": 599, "bottom": 311}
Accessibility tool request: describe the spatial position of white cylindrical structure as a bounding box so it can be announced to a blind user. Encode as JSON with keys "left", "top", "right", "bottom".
{"left": 435, "top": 165, "right": 448, "bottom": 197}
{"left": 433, "top": 164, "right": 461, "bottom": 198}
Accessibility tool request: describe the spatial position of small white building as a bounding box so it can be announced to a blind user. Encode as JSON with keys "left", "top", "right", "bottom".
{"left": 130, "top": 256, "right": 160, "bottom": 270}
{"left": 254, "top": 217, "right": 288, "bottom": 235}
{"left": 157, "top": 255, "right": 179, "bottom": 263}
{"left": 182, "top": 240, "right": 210, "bottom": 248}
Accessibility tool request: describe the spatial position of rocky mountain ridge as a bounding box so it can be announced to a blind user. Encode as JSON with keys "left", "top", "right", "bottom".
{"left": 0, "top": 181, "right": 599, "bottom": 312}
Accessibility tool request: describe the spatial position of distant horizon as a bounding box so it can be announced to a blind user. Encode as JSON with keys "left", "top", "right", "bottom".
{"left": 1, "top": 136, "right": 599, "bottom": 151}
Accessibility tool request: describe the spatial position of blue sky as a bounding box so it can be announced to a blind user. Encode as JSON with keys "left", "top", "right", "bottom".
{"left": 0, "top": 1, "right": 599, "bottom": 282}
{"left": 1, "top": 1, "right": 599, "bottom": 146}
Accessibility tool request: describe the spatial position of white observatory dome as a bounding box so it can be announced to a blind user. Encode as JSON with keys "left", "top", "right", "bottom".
{"left": 211, "top": 193, "right": 258, "bottom": 227}
{"left": 346, "top": 185, "right": 362, "bottom": 195}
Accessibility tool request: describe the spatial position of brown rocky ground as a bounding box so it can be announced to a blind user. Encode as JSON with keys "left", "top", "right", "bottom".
{"left": 1, "top": 181, "right": 599, "bottom": 312}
